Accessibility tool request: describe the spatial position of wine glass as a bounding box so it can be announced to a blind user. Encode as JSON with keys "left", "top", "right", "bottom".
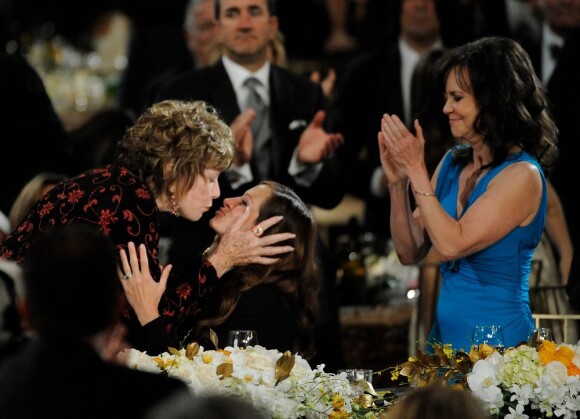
{"left": 471, "top": 325, "right": 505, "bottom": 354}
{"left": 227, "top": 330, "right": 259, "bottom": 349}
{"left": 528, "top": 327, "right": 553, "bottom": 348}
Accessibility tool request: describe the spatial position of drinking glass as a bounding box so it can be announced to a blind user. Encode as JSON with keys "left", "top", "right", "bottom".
{"left": 227, "top": 330, "right": 259, "bottom": 348}
{"left": 336, "top": 369, "right": 374, "bottom": 384}
{"left": 471, "top": 325, "right": 505, "bottom": 354}
{"left": 528, "top": 327, "right": 553, "bottom": 348}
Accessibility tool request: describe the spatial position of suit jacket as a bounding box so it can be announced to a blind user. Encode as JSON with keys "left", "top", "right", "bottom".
{"left": 0, "top": 336, "right": 190, "bottom": 419}
{"left": 330, "top": 43, "right": 405, "bottom": 238}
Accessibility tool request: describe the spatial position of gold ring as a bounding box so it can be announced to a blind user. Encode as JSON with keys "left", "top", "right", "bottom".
{"left": 252, "top": 225, "right": 263, "bottom": 236}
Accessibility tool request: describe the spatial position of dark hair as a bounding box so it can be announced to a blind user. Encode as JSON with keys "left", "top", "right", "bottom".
{"left": 197, "top": 181, "right": 320, "bottom": 358}
{"left": 214, "top": 0, "right": 276, "bottom": 19}
{"left": 435, "top": 37, "right": 558, "bottom": 172}
{"left": 22, "top": 224, "right": 122, "bottom": 337}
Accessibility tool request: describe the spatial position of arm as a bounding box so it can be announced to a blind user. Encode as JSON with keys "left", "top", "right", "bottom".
{"left": 381, "top": 114, "right": 544, "bottom": 261}
{"left": 544, "top": 180, "right": 574, "bottom": 284}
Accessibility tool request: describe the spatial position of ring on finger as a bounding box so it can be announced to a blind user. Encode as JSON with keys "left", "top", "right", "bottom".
{"left": 122, "top": 274, "right": 131, "bottom": 280}
{"left": 252, "top": 224, "right": 263, "bottom": 236}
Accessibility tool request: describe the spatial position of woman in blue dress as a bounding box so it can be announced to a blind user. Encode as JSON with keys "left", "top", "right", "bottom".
{"left": 378, "top": 37, "right": 559, "bottom": 351}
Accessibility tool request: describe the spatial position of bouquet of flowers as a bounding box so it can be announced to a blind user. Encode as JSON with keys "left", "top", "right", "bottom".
{"left": 125, "top": 341, "right": 390, "bottom": 418}
{"left": 390, "top": 341, "right": 580, "bottom": 418}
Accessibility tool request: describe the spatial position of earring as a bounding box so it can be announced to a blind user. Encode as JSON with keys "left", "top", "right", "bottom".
{"left": 170, "top": 193, "right": 180, "bottom": 217}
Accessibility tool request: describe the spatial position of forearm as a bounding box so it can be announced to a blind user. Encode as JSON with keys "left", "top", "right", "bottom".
{"left": 388, "top": 180, "right": 428, "bottom": 264}
{"left": 407, "top": 169, "right": 465, "bottom": 261}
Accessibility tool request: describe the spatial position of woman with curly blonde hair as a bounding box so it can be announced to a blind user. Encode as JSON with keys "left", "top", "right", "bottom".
{"left": 1, "top": 100, "right": 294, "bottom": 355}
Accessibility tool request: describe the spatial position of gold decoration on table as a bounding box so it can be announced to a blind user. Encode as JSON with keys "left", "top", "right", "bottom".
{"left": 275, "top": 350, "right": 295, "bottom": 384}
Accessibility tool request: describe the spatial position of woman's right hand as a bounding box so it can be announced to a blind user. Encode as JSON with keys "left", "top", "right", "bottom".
{"left": 378, "top": 131, "right": 406, "bottom": 185}
{"left": 206, "top": 207, "right": 296, "bottom": 277}
{"left": 118, "top": 242, "right": 172, "bottom": 326}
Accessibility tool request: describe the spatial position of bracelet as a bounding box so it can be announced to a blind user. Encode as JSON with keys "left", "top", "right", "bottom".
{"left": 414, "top": 190, "right": 436, "bottom": 197}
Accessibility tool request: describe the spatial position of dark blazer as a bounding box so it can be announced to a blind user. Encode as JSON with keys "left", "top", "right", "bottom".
{"left": 0, "top": 337, "right": 190, "bottom": 419}
{"left": 518, "top": 28, "right": 580, "bottom": 306}
{"left": 156, "top": 59, "right": 344, "bottom": 211}
{"left": 330, "top": 43, "right": 405, "bottom": 238}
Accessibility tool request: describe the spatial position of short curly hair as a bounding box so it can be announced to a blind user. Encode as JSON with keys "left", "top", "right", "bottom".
{"left": 117, "top": 100, "right": 235, "bottom": 200}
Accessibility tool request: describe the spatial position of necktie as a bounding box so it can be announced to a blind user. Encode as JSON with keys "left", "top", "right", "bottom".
{"left": 244, "top": 77, "right": 271, "bottom": 179}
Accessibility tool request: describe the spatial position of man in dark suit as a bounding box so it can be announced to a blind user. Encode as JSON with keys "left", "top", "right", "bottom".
{"left": 155, "top": 0, "right": 345, "bottom": 371}
{"left": 329, "top": 0, "right": 442, "bottom": 243}
{"left": 157, "top": 0, "right": 343, "bottom": 212}
{"left": 0, "top": 225, "right": 190, "bottom": 419}
{"left": 515, "top": 0, "right": 580, "bottom": 307}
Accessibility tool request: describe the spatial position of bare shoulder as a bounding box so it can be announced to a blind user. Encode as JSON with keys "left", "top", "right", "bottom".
{"left": 489, "top": 160, "right": 543, "bottom": 199}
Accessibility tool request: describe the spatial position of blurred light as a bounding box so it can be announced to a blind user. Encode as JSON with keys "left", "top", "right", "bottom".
{"left": 407, "top": 289, "right": 419, "bottom": 299}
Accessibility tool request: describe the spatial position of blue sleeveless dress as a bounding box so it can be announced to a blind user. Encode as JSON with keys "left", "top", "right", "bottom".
{"left": 428, "top": 147, "right": 545, "bottom": 351}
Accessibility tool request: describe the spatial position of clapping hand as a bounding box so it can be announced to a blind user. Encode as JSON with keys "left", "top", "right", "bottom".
{"left": 297, "top": 110, "right": 344, "bottom": 163}
{"left": 379, "top": 114, "right": 425, "bottom": 183}
{"left": 230, "top": 109, "right": 256, "bottom": 166}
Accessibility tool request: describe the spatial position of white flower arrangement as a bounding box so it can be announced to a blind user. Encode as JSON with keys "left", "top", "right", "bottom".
{"left": 467, "top": 341, "right": 580, "bottom": 419}
{"left": 125, "top": 344, "right": 359, "bottom": 419}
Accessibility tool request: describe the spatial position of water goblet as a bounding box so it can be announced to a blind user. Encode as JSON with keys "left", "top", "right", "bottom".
{"left": 471, "top": 325, "right": 505, "bottom": 354}
{"left": 528, "top": 327, "right": 553, "bottom": 348}
{"left": 227, "top": 330, "right": 259, "bottom": 349}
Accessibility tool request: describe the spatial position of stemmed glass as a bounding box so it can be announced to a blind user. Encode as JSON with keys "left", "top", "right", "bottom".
{"left": 471, "top": 325, "right": 505, "bottom": 354}
{"left": 528, "top": 327, "right": 553, "bottom": 348}
{"left": 227, "top": 330, "right": 259, "bottom": 349}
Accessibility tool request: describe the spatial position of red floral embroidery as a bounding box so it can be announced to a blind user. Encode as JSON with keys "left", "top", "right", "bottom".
{"left": 123, "top": 210, "right": 135, "bottom": 221}
{"left": 176, "top": 283, "right": 192, "bottom": 300}
{"left": 39, "top": 201, "right": 55, "bottom": 217}
{"left": 67, "top": 189, "right": 84, "bottom": 204}
{"left": 136, "top": 187, "right": 151, "bottom": 200}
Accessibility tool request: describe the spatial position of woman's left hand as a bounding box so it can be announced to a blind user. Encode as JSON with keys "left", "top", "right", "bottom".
{"left": 118, "top": 242, "right": 172, "bottom": 326}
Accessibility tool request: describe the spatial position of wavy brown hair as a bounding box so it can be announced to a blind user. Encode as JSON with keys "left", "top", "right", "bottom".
{"left": 117, "top": 100, "right": 235, "bottom": 201}
{"left": 197, "top": 181, "right": 320, "bottom": 359}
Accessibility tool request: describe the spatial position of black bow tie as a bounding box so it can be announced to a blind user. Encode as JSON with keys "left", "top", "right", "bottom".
{"left": 549, "top": 44, "right": 562, "bottom": 61}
